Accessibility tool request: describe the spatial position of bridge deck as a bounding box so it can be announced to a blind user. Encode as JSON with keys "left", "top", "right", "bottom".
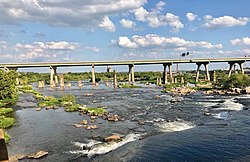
{"left": 0, "top": 57, "right": 250, "bottom": 68}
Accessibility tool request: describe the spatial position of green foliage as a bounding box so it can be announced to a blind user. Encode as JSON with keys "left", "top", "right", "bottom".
{"left": 64, "top": 103, "right": 80, "bottom": 112}
{"left": 60, "top": 94, "right": 75, "bottom": 103}
{"left": 83, "top": 107, "right": 107, "bottom": 116}
{"left": 0, "top": 108, "right": 13, "bottom": 115}
{"left": 0, "top": 116, "right": 15, "bottom": 128}
{"left": 0, "top": 70, "right": 18, "bottom": 102}
{"left": 222, "top": 73, "right": 250, "bottom": 89}
{"left": 4, "top": 130, "right": 11, "bottom": 144}
{"left": 164, "top": 83, "right": 183, "bottom": 91}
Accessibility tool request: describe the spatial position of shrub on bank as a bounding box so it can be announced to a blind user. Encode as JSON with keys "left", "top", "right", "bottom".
{"left": 0, "top": 116, "right": 15, "bottom": 129}
{"left": 0, "top": 108, "right": 13, "bottom": 115}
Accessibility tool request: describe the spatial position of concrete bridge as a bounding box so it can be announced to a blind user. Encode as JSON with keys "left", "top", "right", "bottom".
{"left": 0, "top": 57, "right": 250, "bottom": 84}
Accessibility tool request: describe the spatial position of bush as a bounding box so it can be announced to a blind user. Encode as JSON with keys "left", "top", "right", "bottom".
{"left": 222, "top": 74, "right": 250, "bottom": 89}
{"left": 4, "top": 130, "right": 11, "bottom": 144}
{"left": 0, "top": 116, "right": 15, "bottom": 128}
{"left": 60, "top": 94, "right": 75, "bottom": 103}
{"left": 0, "top": 108, "right": 13, "bottom": 115}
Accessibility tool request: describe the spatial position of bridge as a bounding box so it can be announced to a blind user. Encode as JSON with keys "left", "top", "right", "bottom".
{"left": 1, "top": 57, "right": 250, "bottom": 84}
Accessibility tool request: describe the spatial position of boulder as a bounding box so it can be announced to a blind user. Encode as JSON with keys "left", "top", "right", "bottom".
{"left": 27, "top": 150, "right": 48, "bottom": 159}
{"left": 73, "top": 124, "right": 82, "bottom": 128}
{"left": 244, "top": 86, "right": 250, "bottom": 94}
{"left": 35, "top": 108, "right": 42, "bottom": 111}
{"left": 80, "top": 120, "right": 88, "bottom": 125}
{"left": 204, "top": 112, "right": 211, "bottom": 116}
{"left": 104, "top": 134, "right": 121, "bottom": 142}
{"left": 107, "top": 115, "right": 119, "bottom": 121}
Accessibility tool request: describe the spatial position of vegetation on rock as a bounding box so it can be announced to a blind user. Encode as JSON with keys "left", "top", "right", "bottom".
{"left": 0, "top": 116, "right": 15, "bottom": 128}
{"left": 0, "top": 108, "right": 13, "bottom": 115}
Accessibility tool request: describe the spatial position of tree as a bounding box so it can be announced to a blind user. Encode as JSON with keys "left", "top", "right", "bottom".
{"left": 0, "top": 70, "right": 18, "bottom": 100}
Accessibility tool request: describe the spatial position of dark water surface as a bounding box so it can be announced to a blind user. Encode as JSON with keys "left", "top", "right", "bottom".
{"left": 6, "top": 82, "right": 250, "bottom": 161}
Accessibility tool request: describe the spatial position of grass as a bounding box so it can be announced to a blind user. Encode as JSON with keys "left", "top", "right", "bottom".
{"left": 3, "top": 130, "right": 11, "bottom": 144}
{"left": 0, "top": 108, "right": 13, "bottom": 115}
{"left": 83, "top": 107, "right": 107, "bottom": 116}
{"left": 64, "top": 103, "right": 80, "bottom": 112}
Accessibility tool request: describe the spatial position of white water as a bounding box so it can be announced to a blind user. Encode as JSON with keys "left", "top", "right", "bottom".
{"left": 69, "top": 133, "right": 141, "bottom": 158}
{"left": 155, "top": 120, "right": 195, "bottom": 133}
{"left": 215, "top": 99, "right": 243, "bottom": 111}
{"left": 212, "top": 111, "right": 230, "bottom": 120}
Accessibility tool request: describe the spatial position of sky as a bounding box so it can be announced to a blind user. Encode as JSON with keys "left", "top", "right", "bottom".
{"left": 0, "top": 0, "right": 250, "bottom": 72}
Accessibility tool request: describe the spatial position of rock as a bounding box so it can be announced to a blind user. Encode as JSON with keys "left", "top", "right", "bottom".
{"left": 73, "top": 124, "right": 82, "bottom": 128}
{"left": 80, "top": 120, "right": 88, "bottom": 125}
{"left": 104, "top": 134, "right": 121, "bottom": 142}
{"left": 27, "top": 150, "right": 48, "bottom": 159}
{"left": 15, "top": 154, "right": 26, "bottom": 160}
{"left": 9, "top": 156, "right": 18, "bottom": 162}
{"left": 243, "top": 86, "right": 250, "bottom": 94}
{"left": 90, "top": 116, "right": 97, "bottom": 119}
{"left": 84, "top": 93, "right": 94, "bottom": 96}
{"left": 107, "top": 114, "right": 119, "bottom": 121}
{"left": 154, "top": 95, "right": 161, "bottom": 99}
{"left": 90, "top": 119, "right": 95, "bottom": 123}
{"left": 138, "top": 120, "right": 145, "bottom": 125}
{"left": 35, "top": 107, "right": 42, "bottom": 111}
{"left": 86, "top": 125, "right": 97, "bottom": 130}
{"left": 92, "top": 100, "right": 97, "bottom": 103}
{"left": 204, "top": 112, "right": 211, "bottom": 116}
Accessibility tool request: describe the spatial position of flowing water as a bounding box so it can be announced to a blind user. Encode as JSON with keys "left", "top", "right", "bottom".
{"left": 6, "top": 82, "right": 250, "bottom": 161}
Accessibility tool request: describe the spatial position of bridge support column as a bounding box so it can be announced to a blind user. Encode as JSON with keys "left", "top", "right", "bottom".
{"left": 128, "top": 64, "right": 135, "bottom": 84}
{"left": 195, "top": 63, "right": 202, "bottom": 82}
{"left": 163, "top": 64, "right": 168, "bottom": 84}
{"left": 107, "top": 65, "right": 112, "bottom": 73}
{"left": 91, "top": 64, "right": 95, "bottom": 84}
{"left": 204, "top": 63, "right": 210, "bottom": 81}
{"left": 228, "top": 61, "right": 245, "bottom": 77}
{"left": 239, "top": 62, "right": 245, "bottom": 74}
{"left": 168, "top": 63, "right": 174, "bottom": 83}
{"left": 113, "top": 70, "right": 118, "bottom": 88}
{"left": 0, "top": 129, "right": 8, "bottom": 161}
{"left": 50, "top": 66, "right": 57, "bottom": 87}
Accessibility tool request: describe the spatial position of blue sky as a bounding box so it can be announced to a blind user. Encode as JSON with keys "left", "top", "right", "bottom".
{"left": 0, "top": 0, "right": 249, "bottom": 72}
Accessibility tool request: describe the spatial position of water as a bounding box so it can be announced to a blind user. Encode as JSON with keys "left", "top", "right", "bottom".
{"left": 6, "top": 82, "right": 250, "bottom": 161}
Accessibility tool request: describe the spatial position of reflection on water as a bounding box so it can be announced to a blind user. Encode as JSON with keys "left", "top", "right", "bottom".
{"left": 6, "top": 82, "right": 250, "bottom": 161}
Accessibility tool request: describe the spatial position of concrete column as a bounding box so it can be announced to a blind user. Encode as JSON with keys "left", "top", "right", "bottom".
{"left": 91, "top": 64, "right": 95, "bottom": 84}
{"left": 239, "top": 62, "right": 245, "bottom": 74}
{"left": 181, "top": 77, "right": 184, "bottom": 84}
{"left": 128, "top": 64, "right": 135, "bottom": 84}
{"left": 0, "top": 129, "right": 8, "bottom": 161}
{"left": 204, "top": 63, "right": 210, "bottom": 81}
{"left": 113, "top": 70, "right": 118, "bottom": 88}
{"left": 59, "top": 74, "right": 65, "bottom": 88}
{"left": 228, "top": 62, "right": 235, "bottom": 78}
{"left": 163, "top": 64, "right": 168, "bottom": 84}
{"left": 107, "top": 65, "right": 112, "bottom": 72}
{"left": 168, "top": 64, "right": 174, "bottom": 83}
{"left": 195, "top": 63, "right": 202, "bottom": 82}
{"left": 50, "top": 66, "right": 56, "bottom": 87}
{"left": 174, "top": 77, "right": 178, "bottom": 83}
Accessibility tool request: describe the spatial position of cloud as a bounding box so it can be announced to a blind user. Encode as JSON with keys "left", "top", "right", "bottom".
{"left": 98, "top": 16, "right": 116, "bottom": 32}
{"left": 203, "top": 15, "right": 249, "bottom": 29}
{"left": 230, "top": 37, "right": 250, "bottom": 46}
{"left": 33, "top": 32, "right": 46, "bottom": 37}
{"left": 186, "top": 12, "right": 197, "bottom": 22}
{"left": 13, "top": 41, "right": 79, "bottom": 60}
{"left": 132, "top": 2, "right": 184, "bottom": 32}
{"left": 113, "top": 34, "right": 222, "bottom": 50}
{"left": 0, "top": 0, "right": 147, "bottom": 31}
{"left": 85, "top": 46, "right": 100, "bottom": 52}
{"left": 120, "top": 19, "right": 135, "bottom": 28}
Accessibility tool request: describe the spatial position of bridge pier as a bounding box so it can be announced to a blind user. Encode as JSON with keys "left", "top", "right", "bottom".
{"left": 50, "top": 66, "right": 57, "bottom": 87}
{"left": 91, "top": 64, "right": 95, "bottom": 84}
{"left": 107, "top": 65, "right": 112, "bottom": 72}
{"left": 128, "top": 64, "right": 135, "bottom": 84}
{"left": 195, "top": 62, "right": 210, "bottom": 82}
{"left": 162, "top": 64, "right": 168, "bottom": 84}
{"left": 113, "top": 70, "right": 118, "bottom": 88}
{"left": 168, "top": 63, "right": 174, "bottom": 83}
{"left": 228, "top": 61, "right": 245, "bottom": 77}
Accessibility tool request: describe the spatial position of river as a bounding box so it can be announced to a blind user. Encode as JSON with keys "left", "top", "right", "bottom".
{"left": 6, "top": 82, "right": 250, "bottom": 161}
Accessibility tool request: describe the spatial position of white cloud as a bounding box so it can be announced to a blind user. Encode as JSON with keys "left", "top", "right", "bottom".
{"left": 132, "top": 3, "right": 184, "bottom": 32}
{"left": 118, "top": 36, "right": 138, "bottom": 48}
{"left": 120, "top": 19, "right": 135, "bottom": 28}
{"left": 98, "top": 16, "right": 116, "bottom": 32}
{"left": 231, "top": 37, "right": 250, "bottom": 46}
{"left": 0, "top": 0, "right": 147, "bottom": 31}
{"left": 186, "top": 12, "right": 197, "bottom": 22}
{"left": 203, "top": 15, "right": 249, "bottom": 29}
{"left": 114, "top": 34, "right": 222, "bottom": 50}
{"left": 85, "top": 46, "right": 100, "bottom": 52}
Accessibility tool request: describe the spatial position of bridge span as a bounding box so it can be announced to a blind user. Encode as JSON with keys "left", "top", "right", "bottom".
{"left": 0, "top": 57, "right": 250, "bottom": 84}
